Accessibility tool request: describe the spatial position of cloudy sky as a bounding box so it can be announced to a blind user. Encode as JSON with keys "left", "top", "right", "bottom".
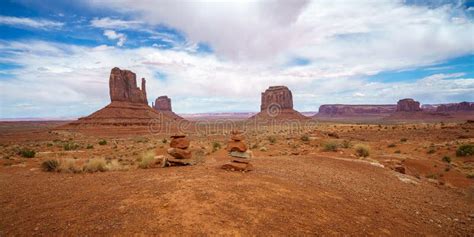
{"left": 0, "top": 0, "right": 473, "bottom": 118}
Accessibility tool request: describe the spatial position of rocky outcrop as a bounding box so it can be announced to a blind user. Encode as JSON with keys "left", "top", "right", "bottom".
{"left": 317, "top": 104, "right": 396, "bottom": 117}
{"left": 109, "top": 67, "right": 148, "bottom": 104}
{"left": 396, "top": 98, "right": 421, "bottom": 112}
{"left": 260, "top": 86, "right": 293, "bottom": 111}
{"left": 152, "top": 96, "right": 172, "bottom": 111}
{"left": 436, "top": 102, "right": 474, "bottom": 112}
{"left": 249, "top": 86, "right": 308, "bottom": 121}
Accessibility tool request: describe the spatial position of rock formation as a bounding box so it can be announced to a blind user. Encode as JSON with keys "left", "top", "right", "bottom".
{"left": 152, "top": 96, "right": 172, "bottom": 111}
{"left": 436, "top": 102, "right": 474, "bottom": 112}
{"left": 260, "top": 86, "right": 293, "bottom": 111}
{"left": 221, "top": 131, "right": 253, "bottom": 172}
{"left": 317, "top": 104, "right": 396, "bottom": 117}
{"left": 167, "top": 135, "right": 192, "bottom": 160}
{"left": 63, "top": 67, "right": 183, "bottom": 131}
{"left": 249, "top": 86, "right": 308, "bottom": 121}
{"left": 109, "top": 67, "right": 148, "bottom": 104}
{"left": 396, "top": 98, "right": 421, "bottom": 112}
{"left": 152, "top": 95, "right": 183, "bottom": 120}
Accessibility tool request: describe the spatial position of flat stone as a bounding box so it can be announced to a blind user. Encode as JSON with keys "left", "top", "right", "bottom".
{"left": 232, "top": 158, "right": 250, "bottom": 164}
{"left": 229, "top": 150, "right": 251, "bottom": 158}
{"left": 167, "top": 148, "right": 192, "bottom": 159}
{"left": 221, "top": 162, "right": 253, "bottom": 172}
{"left": 227, "top": 140, "right": 247, "bottom": 152}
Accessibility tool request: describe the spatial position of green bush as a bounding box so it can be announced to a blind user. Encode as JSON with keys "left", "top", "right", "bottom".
{"left": 41, "top": 159, "right": 59, "bottom": 172}
{"left": 18, "top": 148, "right": 36, "bottom": 158}
{"left": 63, "top": 142, "right": 79, "bottom": 151}
{"left": 98, "top": 139, "right": 107, "bottom": 146}
{"left": 441, "top": 156, "right": 451, "bottom": 163}
{"left": 212, "top": 142, "right": 221, "bottom": 152}
{"left": 323, "top": 142, "right": 338, "bottom": 152}
{"left": 300, "top": 135, "right": 310, "bottom": 142}
{"left": 86, "top": 144, "right": 94, "bottom": 149}
{"left": 355, "top": 144, "right": 370, "bottom": 157}
{"left": 456, "top": 144, "right": 474, "bottom": 157}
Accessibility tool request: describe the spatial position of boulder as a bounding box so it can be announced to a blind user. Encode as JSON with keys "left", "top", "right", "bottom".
{"left": 109, "top": 67, "right": 148, "bottom": 104}
{"left": 396, "top": 98, "right": 421, "bottom": 112}
{"left": 260, "top": 86, "right": 293, "bottom": 111}
{"left": 170, "top": 137, "right": 190, "bottom": 149}
{"left": 167, "top": 148, "right": 192, "bottom": 159}
{"left": 153, "top": 96, "right": 172, "bottom": 111}
{"left": 227, "top": 140, "right": 247, "bottom": 152}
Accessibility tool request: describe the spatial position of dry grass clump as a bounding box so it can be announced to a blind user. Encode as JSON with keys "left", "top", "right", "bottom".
{"left": 83, "top": 158, "right": 108, "bottom": 172}
{"left": 138, "top": 151, "right": 156, "bottom": 169}
{"left": 58, "top": 158, "right": 82, "bottom": 173}
{"left": 212, "top": 142, "right": 221, "bottom": 152}
{"left": 41, "top": 159, "right": 59, "bottom": 172}
{"left": 354, "top": 144, "right": 370, "bottom": 157}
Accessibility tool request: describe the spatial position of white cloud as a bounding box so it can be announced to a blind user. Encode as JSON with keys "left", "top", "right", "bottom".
{"left": 103, "top": 30, "right": 127, "bottom": 46}
{"left": 90, "top": 17, "right": 142, "bottom": 29}
{"left": 0, "top": 16, "right": 63, "bottom": 29}
{"left": 0, "top": 40, "right": 472, "bottom": 118}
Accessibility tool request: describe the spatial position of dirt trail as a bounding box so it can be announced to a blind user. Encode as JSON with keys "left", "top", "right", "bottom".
{"left": 1, "top": 154, "right": 472, "bottom": 236}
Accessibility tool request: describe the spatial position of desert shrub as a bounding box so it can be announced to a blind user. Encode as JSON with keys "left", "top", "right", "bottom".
{"left": 59, "top": 158, "right": 82, "bottom": 173}
{"left": 251, "top": 144, "right": 258, "bottom": 149}
{"left": 425, "top": 174, "right": 438, "bottom": 179}
{"left": 46, "top": 143, "right": 53, "bottom": 147}
{"left": 41, "top": 159, "right": 59, "bottom": 172}
{"left": 467, "top": 173, "right": 474, "bottom": 179}
{"left": 86, "top": 144, "right": 94, "bottom": 149}
{"left": 98, "top": 139, "right": 107, "bottom": 146}
{"left": 323, "top": 142, "right": 338, "bottom": 152}
{"left": 63, "top": 142, "right": 79, "bottom": 151}
{"left": 138, "top": 151, "right": 155, "bottom": 169}
{"left": 400, "top": 138, "right": 408, "bottom": 142}
{"left": 106, "top": 160, "right": 128, "bottom": 171}
{"left": 441, "top": 156, "right": 451, "bottom": 163}
{"left": 162, "top": 138, "right": 168, "bottom": 144}
{"left": 268, "top": 136, "right": 277, "bottom": 144}
{"left": 354, "top": 144, "right": 370, "bottom": 157}
{"left": 394, "top": 150, "right": 401, "bottom": 154}
{"left": 427, "top": 147, "right": 436, "bottom": 154}
{"left": 300, "top": 135, "right": 310, "bottom": 142}
{"left": 387, "top": 143, "right": 396, "bottom": 148}
{"left": 341, "top": 140, "right": 352, "bottom": 148}
{"left": 456, "top": 144, "right": 474, "bottom": 157}
{"left": 83, "top": 158, "right": 108, "bottom": 172}
{"left": 212, "top": 142, "right": 221, "bottom": 152}
{"left": 18, "top": 148, "right": 36, "bottom": 158}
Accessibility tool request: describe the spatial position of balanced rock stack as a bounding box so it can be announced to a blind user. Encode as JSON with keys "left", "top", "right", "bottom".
{"left": 221, "top": 131, "right": 253, "bottom": 172}
{"left": 164, "top": 135, "right": 193, "bottom": 166}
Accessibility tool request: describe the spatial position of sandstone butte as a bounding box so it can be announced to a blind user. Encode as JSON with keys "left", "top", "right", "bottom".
{"left": 62, "top": 67, "right": 183, "bottom": 131}
{"left": 152, "top": 95, "right": 184, "bottom": 120}
{"left": 249, "top": 86, "right": 309, "bottom": 121}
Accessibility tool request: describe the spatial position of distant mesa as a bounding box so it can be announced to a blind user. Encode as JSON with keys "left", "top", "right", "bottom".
{"left": 152, "top": 95, "right": 183, "bottom": 120}
{"left": 62, "top": 67, "right": 183, "bottom": 131}
{"left": 396, "top": 98, "right": 421, "bottom": 112}
{"left": 435, "top": 102, "right": 474, "bottom": 112}
{"left": 249, "top": 86, "right": 308, "bottom": 121}
{"left": 153, "top": 96, "right": 172, "bottom": 111}
{"left": 316, "top": 104, "right": 396, "bottom": 118}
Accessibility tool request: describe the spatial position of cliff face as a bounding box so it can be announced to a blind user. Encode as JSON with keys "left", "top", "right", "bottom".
{"left": 318, "top": 105, "right": 396, "bottom": 116}
{"left": 396, "top": 98, "right": 421, "bottom": 112}
{"left": 109, "top": 67, "right": 148, "bottom": 104}
{"left": 260, "top": 86, "right": 293, "bottom": 111}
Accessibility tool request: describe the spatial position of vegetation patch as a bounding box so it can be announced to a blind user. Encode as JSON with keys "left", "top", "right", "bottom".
{"left": 354, "top": 144, "right": 370, "bottom": 157}
{"left": 456, "top": 144, "right": 474, "bottom": 157}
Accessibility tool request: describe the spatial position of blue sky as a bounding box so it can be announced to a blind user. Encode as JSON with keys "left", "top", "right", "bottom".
{"left": 0, "top": 0, "right": 473, "bottom": 118}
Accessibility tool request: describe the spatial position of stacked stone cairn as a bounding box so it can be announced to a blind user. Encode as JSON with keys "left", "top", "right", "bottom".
{"left": 163, "top": 135, "right": 194, "bottom": 167}
{"left": 221, "top": 130, "right": 253, "bottom": 172}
